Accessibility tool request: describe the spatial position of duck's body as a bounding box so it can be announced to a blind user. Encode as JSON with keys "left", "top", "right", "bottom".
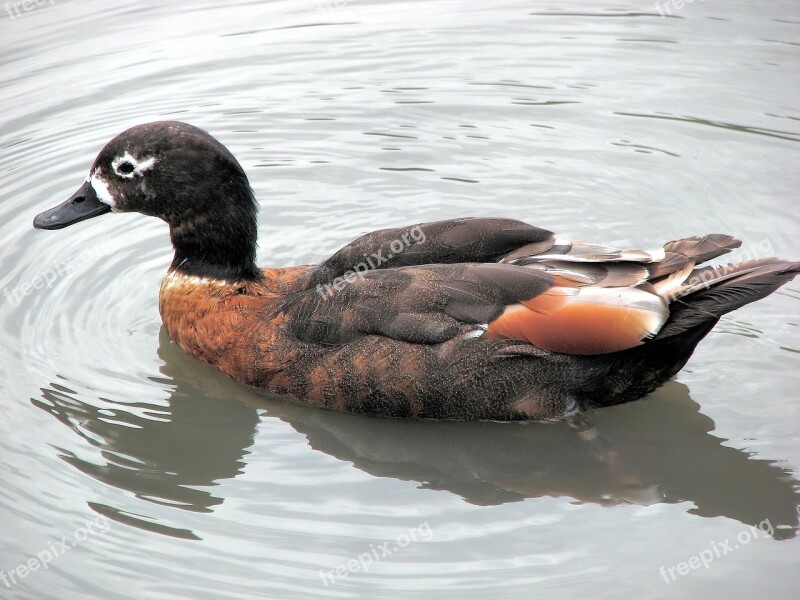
{"left": 157, "top": 265, "right": 706, "bottom": 420}
{"left": 34, "top": 121, "right": 800, "bottom": 421}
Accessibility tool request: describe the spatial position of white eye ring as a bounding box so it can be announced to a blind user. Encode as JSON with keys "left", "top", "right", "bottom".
{"left": 112, "top": 152, "right": 157, "bottom": 179}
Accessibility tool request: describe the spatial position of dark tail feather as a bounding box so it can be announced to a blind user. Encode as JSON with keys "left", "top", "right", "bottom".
{"left": 649, "top": 234, "right": 741, "bottom": 278}
{"left": 655, "top": 259, "right": 800, "bottom": 339}
{"left": 663, "top": 234, "right": 741, "bottom": 265}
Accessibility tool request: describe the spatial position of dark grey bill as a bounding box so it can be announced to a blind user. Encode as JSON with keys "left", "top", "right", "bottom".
{"left": 33, "top": 180, "right": 111, "bottom": 230}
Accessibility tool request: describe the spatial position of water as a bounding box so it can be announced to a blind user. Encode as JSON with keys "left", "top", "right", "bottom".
{"left": 1, "top": 0, "right": 799, "bottom": 598}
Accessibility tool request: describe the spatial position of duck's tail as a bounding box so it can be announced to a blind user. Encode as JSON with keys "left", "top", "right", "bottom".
{"left": 588, "top": 254, "right": 799, "bottom": 409}
{"left": 654, "top": 257, "right": 800, "bottom": 340}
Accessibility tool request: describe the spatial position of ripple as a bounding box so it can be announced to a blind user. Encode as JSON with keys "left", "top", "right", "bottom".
{"left": 529, "top": 11, "right": 683, "bottom": 19}
{"left": 2, "top": 0, "right": 800, "bottom": 598}
{"left": 614, "top": 111, "right": 800, "bottom": 143}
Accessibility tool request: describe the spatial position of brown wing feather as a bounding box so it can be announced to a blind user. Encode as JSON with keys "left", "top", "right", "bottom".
{"left": 480, "top": 233, "right": 746, "bottom": 353}
{"left": 485, "top": 286, "right": 669, "bottom": 355}
{"left": 308, "top": 217, "right": 554, "bottom": 287}
{"left": 285, "top": 263, "right": 561, "bottom": 346}
{"left": 293, "top": 223, "right": 752, "bottom": 356}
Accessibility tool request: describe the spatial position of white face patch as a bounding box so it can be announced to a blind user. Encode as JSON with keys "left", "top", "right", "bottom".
{"left": 88, "top": 170, "right": 116, "bottom": 208}
{"left": 111, "top": 151, "right": 158, "bottom": 179}
{"left": 84, "top": 151, "right": 157, "bottom": 210}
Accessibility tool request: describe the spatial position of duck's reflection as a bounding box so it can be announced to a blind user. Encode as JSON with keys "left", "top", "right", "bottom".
{"left": 34, "top": 327, "right": 799, "bottom": 539}
{"left": 32, "top": 329, "right": 260, "bottom": 538}
{"left": 260, "top": 375, "right": 800, "bottom": 540}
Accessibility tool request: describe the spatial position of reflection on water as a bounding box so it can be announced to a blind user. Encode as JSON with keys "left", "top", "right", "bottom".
{"left": 3, "top": 0, "right": 799, "bottom": 596}
{"left": 31, "top": 330, "right": 260, "bottom": 539}
{"left": 271, "top": 386, "right": 800, "bottom": 540}
{"left": 32, "top": 328, "right": 800, "bottom": 541}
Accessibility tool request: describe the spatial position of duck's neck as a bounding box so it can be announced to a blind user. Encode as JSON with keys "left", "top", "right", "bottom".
{"left": 168, "top": 200, "right": 262, "bottom": 282}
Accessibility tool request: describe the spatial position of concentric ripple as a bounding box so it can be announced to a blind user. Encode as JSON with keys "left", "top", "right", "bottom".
{"left": 1, "top": 1, "right": 799, "bottom": 599}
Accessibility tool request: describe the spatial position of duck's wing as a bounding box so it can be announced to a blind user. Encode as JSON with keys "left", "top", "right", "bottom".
{"left": 284, "top": 262, "right": 669, "bottom": 355}
{"left": 307, "top": 218, "right": 555, "bottom": 286}
{"left": 289, "top": 231, "right": 744, "bottom": 355}
{"left": 504, "top": 234, "right": 741, "bottom": 280}
{"left": 308, "top": 218, "right": 735, "bottom": 288}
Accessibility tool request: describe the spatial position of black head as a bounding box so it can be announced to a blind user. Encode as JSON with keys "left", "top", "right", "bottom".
{"left": 34, "top": 121, "right": 262, "bottom": 281}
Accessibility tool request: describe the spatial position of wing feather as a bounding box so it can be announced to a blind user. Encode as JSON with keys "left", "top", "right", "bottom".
{"left": 291, "top": 221, "right": 748, "bottom": 356}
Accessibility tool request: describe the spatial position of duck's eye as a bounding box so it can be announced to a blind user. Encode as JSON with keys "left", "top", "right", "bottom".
{"left": 112, "top": 153, "right": 157, "bottom": 178}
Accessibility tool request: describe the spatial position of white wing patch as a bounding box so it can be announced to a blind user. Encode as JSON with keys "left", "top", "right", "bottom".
{"left": 571, "top": 286, "right": 670, "bottom": 336}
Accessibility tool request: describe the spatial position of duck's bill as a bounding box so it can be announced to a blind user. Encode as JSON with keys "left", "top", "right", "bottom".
{"left": 33, "top": 180, "right": 111, "bottom": 230}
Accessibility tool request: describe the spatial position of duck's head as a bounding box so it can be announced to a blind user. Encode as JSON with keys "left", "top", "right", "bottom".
{"left": 34, "top": 121, "right": 261, "bottom": 281}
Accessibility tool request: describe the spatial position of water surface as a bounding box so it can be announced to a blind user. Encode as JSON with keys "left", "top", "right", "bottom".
{"left": 1, "top": 1, "right": 799, "bottom": 598}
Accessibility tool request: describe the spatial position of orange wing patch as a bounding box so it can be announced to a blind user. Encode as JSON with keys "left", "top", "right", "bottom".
{"left": 485, "top": 286, "right": 669, "bottom": 355}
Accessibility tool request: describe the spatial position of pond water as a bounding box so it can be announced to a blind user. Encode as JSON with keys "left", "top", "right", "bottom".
{"left": 1, "top": 0, "right": 799, "bottom": 598}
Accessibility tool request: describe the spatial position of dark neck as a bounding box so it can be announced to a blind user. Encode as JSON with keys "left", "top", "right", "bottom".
{"left": 169, "top": 201, "right": 262, "bottom": 282}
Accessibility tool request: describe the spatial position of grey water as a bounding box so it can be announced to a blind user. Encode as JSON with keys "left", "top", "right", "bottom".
{"left": 1, "top": 0, "right": 799, "bottom": 598}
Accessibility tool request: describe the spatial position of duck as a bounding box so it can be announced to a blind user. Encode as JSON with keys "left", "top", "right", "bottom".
{"left": 33, "top": 121, "right": 800, "bottom": 421}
